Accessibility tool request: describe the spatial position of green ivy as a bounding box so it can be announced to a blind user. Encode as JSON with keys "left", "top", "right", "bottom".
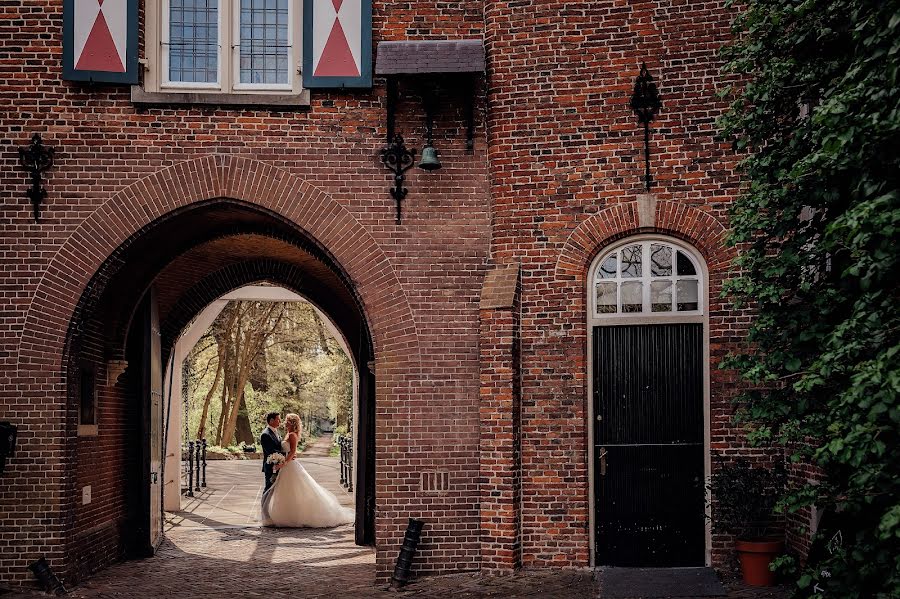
{"left": 719, "top": 0, "right": 900, "bottom": 597}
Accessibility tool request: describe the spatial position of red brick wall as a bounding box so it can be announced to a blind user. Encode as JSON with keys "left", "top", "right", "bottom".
{"left": 786, "top": 461, "right": 824, "bottom": 562}
{"left": 483, "top": 0, "right": 749, "bottom": 568}
{"left": 0, "top": 0, "right": 801, "bottom": 589}
{"left": 479, "top": 264, "right": 522, "bottom": 572}
{"left": 0, "top": 0, "right": 489, "bottom": 587}
{"left": 69, "top": 319, "right": 137, "bottom": 583}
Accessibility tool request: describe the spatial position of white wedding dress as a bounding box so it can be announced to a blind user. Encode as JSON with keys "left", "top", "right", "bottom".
{"left": 260, "top": 439, "right": 355, "bottom": 528}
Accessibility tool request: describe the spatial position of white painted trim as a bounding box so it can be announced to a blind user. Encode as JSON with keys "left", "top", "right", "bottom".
{"left": 591, "top": 239, "right": 703, "bottom": 319}
{"left": 161, "top": 0, "right": 224, "bottom": 90}
{"left": 148, "top": 0, "right": 303, "bottom": 96}
{"left": 586, "top": 234, "right": 712, "bottom": 568}
{"left": 230, "top": 0, "right": 300, "bottom": 93}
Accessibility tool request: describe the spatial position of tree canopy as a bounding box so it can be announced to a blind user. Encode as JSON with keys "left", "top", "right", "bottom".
{"left": 185, "top": 299, "right": 353, "bottom": 448}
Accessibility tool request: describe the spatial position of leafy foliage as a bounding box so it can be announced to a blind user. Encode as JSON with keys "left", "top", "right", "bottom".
{"left": 708, "top": 458, "right": 787, "bottom": 540}
{"left": 719, "top": 0, "right": 900, "bottom": 596}
{"left": 186, "top": 300, "right": 353, "bottom": 447}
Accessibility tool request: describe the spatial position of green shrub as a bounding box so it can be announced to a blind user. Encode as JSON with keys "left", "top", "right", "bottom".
{"left": 720, "top": 0, "right": 900, "bottom": 596}
{"left": 708, "top": 458, "right": 786, "bottom": 540}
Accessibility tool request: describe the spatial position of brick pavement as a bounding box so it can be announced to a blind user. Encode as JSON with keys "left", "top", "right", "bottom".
{"left": 2, "top": 562, "right": 792, "bottom": 599}
{"left": 0, "top": 436, "right": 791, "bottom": 598}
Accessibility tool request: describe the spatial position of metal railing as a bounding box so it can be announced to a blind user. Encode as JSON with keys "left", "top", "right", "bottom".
{"left": 338, "top": 435, "right": 353, "bottom": 492}
{"left": 183, "top": 438, "right": 207, "bottom": 497}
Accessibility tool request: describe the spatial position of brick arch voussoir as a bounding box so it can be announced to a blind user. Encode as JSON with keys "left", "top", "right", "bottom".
{"left": 16, "top": 155, "right": 419, "bottom": 377}
{"left": 555, "top": 201, "right": 733, "bottom": 289}
{"left": 158, "top": 260, "right": 368, "bottom": 357}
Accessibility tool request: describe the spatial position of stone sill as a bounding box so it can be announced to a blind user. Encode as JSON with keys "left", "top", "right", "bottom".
{"left": 131, "top": 86, "right": 311, "bottom": 109}
{"left": 78, "top": 424, "right": 99, "bottom": 437}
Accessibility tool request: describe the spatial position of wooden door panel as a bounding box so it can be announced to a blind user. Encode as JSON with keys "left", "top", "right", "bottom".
{"left": 594, "top": 324, "right": 705, "bottom": 567}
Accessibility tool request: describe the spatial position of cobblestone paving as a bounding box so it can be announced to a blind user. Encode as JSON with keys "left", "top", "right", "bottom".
{"left": 0, "top": 437, "right": 791, "bottom": 599}
{"left": 3, "top": 563, "right": 792, "bottom": 599}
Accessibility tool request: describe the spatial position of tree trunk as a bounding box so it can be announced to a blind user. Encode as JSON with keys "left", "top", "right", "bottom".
{"left": 215, "top": 384, "right": 228, "bottom": 446}
{"left": 220, "top": 368, "right": 250, "bottom": 446}
{"left": 196, "top": 356, "right": 223, "bottom": 440}
{"left": 211, "top": 301, "right": 287, "bottom": 446}
{"left": 234, "top": 394, "right": 254, "bottom": 445}
{"left": 315, "top": 315, "right": 332, "bottom": 355}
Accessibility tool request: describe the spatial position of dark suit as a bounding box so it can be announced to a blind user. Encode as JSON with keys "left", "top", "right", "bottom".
{"left": 260, "top": 426, "right": 282, "bottom": 492}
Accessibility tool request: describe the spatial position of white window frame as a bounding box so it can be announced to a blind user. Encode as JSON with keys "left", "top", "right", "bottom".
{"left": 145, "top": 0, "right": 303, "bottom": 96}
{"left": 160, "top": 0, "right": 224, "bottom": 90}
{"left": 586, "top": 235, "right": 712, "bottom": 568}
{"left": 231, "top": 0, "right": 295, "bottom": 92}
{"left": 591, "top": 238, "right": 704, "bottom": 324}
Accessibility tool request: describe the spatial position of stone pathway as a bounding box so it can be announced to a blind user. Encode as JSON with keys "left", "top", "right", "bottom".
{"left": 169, "top": 434, "right": 351, "bottom": 528}
{"left": 1, "top": 435, "right": 791, "bottom": 598}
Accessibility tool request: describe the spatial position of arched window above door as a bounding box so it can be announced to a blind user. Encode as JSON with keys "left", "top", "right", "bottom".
{"left": 591, "top": 239, "right": 703, "bottom": 318}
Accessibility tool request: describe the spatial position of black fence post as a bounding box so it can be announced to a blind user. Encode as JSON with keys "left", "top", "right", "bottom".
{"left": 347, "top": 436, "right": 353, "bottom": 492}
{"left": 186, "top": 441, "right": 195, "bottom": 497}
{"left": 194, "top": 441, "right": 202, "bottom": 492}
{"left": 200, "top": 438, "right": 207, "bottom": 488}
{"left": 339, "top": 437, "right": 346, "bottom": 487}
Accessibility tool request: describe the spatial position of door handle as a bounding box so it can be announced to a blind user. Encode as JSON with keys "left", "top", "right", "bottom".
{"left": 598, "top": 448, "right": 608, "bottom": 477}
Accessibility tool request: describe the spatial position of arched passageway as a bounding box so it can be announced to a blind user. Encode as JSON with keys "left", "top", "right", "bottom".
{"left": 62, "top": 198, "right": 376, "bottom": 564}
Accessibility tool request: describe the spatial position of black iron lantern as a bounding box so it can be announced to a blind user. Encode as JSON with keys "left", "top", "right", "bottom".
{"left": 18, "top": 133, "right": 55, "bottom": 222}
{"left": 630, "top": 63, "right": 662, "bottom": 191}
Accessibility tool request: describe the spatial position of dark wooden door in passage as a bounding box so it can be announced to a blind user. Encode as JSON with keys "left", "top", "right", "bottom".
{"left": 594, "top": 324, "right": 705, "bottom": 567}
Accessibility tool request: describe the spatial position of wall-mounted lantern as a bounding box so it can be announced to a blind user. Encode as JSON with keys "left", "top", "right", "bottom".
{"left": 18, "top": 133, "right": 55, "bottom": 222}
{"left": 630, "top": 63, "right": 662, "bottom": 191}
{"left": 375, "top": 40, "right": 485, "bottom": 224}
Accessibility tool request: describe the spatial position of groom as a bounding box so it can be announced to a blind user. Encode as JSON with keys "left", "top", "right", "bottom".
{"left": 260, "top": 412, "right": 282, "bottom": 492}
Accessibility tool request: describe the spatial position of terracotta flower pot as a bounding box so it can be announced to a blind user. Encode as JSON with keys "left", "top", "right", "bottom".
{"left": 735, "top": 539, "right": 784, "bottom": 586}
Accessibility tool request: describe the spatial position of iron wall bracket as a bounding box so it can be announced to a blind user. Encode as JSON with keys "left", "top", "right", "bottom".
{"left": 381, "top": 133, "right": 416, "bottom": 224}
{"left": 18, "top": 133, "right": 55, "bottom": 222}
{"left": 630, "top": 63, "right": 662, "bottom": 191}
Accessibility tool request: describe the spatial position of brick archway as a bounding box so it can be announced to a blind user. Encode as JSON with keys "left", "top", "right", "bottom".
{"left": 12, "top": 155, "right": 421, "bottom": 580}
{"left": 159, "top": 259, "right": 365, "bottom": 360}
{"left": 556, "top": 201, "right": 733, "bottom": 282}
{"left": 553, "top": 199, "right": 735, "bottom": 566}
{"left": 16, "top": 154, "right": 420, "bottom": 377}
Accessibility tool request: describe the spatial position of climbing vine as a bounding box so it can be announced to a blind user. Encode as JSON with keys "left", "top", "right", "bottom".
{"left": 719, "top": 0, "right": 900, "bottom": 597}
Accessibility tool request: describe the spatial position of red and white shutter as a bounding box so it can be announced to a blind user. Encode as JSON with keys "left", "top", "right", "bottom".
{"left": 303, "top": 0, "right": 372, "bottom": 89}
{"left": 63, "top": 0, "right": 138, "bottom": 84}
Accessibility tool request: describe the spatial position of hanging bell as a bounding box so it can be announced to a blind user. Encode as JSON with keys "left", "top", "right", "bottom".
{"left": 418, "top": 145, "right": 442, "bottom": 171}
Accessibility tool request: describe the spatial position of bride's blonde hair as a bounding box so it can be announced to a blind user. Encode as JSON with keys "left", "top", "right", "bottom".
{"left": 284, "top": 413, "right": 302, "bottom": 434}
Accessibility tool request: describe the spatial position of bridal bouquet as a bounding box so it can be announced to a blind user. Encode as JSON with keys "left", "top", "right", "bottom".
{"left": 267, "top": 452, "right": 286, "bottom": 483}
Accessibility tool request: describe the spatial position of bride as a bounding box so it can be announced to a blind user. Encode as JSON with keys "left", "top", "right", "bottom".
{"left": 260, "top": 413, "right": 355, "bottom": 528}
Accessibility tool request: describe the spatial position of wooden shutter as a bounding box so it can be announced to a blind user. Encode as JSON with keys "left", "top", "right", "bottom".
{"left": 303, "top": 0, "right": 372, "bottom": 88}
{"left": 63, "top": 0, "right": 138, "bottom": 84}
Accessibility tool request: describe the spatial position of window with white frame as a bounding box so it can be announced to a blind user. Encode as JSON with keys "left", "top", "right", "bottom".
{"left": 146, "top": 0, "right": 302, "bottom": 95}
{"left": 592, "top": 240, "right": 703, "bottom": 317}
